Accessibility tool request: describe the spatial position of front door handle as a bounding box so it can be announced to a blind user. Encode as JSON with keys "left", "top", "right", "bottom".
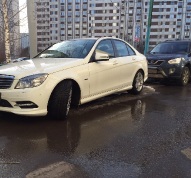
{"left": 113, "top": 61, "right": 118, "bottom": 65}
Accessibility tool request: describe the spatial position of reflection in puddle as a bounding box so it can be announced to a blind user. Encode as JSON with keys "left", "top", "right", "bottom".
{"left": 0, "top": 89, "right": 151, "bottom": 177}
{"left": 0, "top": 98, "right": 147, "bottom": 157}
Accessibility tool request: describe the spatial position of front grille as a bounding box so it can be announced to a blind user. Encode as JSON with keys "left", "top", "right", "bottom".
{"left": 0, "top": 75, "right": 15, "bottom": 89}
{"left": 148, "top": 60, "right": 165, "bottom": 66}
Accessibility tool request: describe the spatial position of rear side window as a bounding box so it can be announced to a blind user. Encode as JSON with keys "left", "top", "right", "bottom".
{"left": 176, "top": 43, "right": 189, "bottom": 53}
{"left": 113, "top": 40, "right": 129, "bottom": 57}
{"left": 126, "top": 45, "right": 136, "bottom": 56}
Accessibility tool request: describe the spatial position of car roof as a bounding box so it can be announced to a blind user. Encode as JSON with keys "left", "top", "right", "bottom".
{"left": 164, "top": 39, "right": 191, "bottom": 43}
{"left": 66, "top": 37, "right": 123, "bottom": 41}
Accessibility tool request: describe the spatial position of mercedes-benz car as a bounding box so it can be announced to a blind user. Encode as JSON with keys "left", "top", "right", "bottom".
{"left": 12, "top": 57, "right": 30, "bottom": 63}
{"left": 146, "top": 40, "right": 191, "bottom": 85}
{"left": 0, "top": 37, "right": 148, "bottom": 119}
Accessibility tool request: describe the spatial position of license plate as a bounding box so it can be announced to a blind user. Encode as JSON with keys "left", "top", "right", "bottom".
{"left": 148, "top": 74, "right": 164, "bottom": 78}
{"left": 148, "top": 68, "right": 158, "bottom": 74}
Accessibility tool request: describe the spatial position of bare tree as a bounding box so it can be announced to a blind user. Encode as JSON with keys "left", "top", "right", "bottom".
{"left": 0, "top": 0, "right": 27, "bottom": 63}
{"left": 2, "top": 0, "right": 11, "bottom": 63}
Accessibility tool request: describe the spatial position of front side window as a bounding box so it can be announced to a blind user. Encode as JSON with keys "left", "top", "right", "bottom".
{"left": 96, "top": 40, "right": 115, "bottom": 57}
{"left": 113, "top": 40, "right": 129, "bottom": 57}
{"left": 35, "top": 39, "right": 96, "bottom": 59}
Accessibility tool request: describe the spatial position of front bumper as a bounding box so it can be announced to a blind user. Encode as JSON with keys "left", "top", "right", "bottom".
{"left": 0, "top": 82, "right": 53, "bottom": 117}
{"left": 148, "top": 65, "right": 182, "bottom": 79}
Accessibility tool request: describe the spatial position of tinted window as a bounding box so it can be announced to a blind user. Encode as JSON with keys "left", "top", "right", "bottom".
{"left": 126, "top": 45, "right": 136, "bottom": 56}
{"left": 113, "top": 40, "right": 129, "bottom": 57}
{"left": 35, "top": 39, "right": 96, "bottom": 59}
{"left": 96, "top": 40, "right": 114, "bottom": 57}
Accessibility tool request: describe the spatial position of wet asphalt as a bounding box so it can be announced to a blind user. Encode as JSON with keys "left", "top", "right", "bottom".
{"left": 1, "top": 82, "right": 191, "bottom": 177}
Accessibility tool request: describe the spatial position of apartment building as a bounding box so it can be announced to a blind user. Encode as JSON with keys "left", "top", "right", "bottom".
{"left": 28, "top": 0, "right": 191, "bottom": 57}
{"left": 0, "top": 0, "right": 20, "bottom": 59}
{"left": 143, "top": 0, "right": 191, "bottom": 48}
{"left": 28, "top": 0, "right": 125, "bottom": 55}
{"left": 177, "top": 0, "right": 191, "bottom": 39}
{"left": 88, "top": 0, "right": 123, "bottom": 38}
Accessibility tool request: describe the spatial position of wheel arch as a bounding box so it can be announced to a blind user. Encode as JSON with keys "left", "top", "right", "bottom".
{"left": 185, "top": 62, "right": 191, "bottom": 72}
{"left": 48, "top": 79, "right": 81, "bottom": 110}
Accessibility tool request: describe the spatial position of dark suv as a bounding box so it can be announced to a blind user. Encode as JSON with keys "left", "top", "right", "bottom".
{"left": 146, "top": 40, "right": 191, "bottom": 85}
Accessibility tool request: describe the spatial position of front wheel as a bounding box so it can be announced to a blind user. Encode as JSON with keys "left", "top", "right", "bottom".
{"left": 129, "top": 71, "right": 144, "bottom": 95}
{"left": 48, "top": 80, "right": 73, "bottom": 120}
{"left": 179, "top": 66, "right": 190, "bottom": 86}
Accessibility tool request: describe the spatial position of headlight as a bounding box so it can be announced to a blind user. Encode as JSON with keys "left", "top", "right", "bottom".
{"left": 15, "top": 73, "right": 48, "bottom": 89}
{"left": 168, "top": 58, "right": 182, "bottom": 64}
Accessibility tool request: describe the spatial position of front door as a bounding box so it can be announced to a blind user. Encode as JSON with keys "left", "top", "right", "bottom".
{"left": 88, "top": 39, "right": 121, "bottom": 96}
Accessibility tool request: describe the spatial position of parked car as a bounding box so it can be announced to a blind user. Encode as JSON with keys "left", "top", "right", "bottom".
{"left": 0, "top": 61, "right": 8, "bottom": 66}
{"left": 0, "top": 37, "right": 148, "bottom": 119}
{"left": 12, "top": 57, "right": 30, "bottom": 63}
{"left": 146, "top": 40, "right": 191, "bottom": 85}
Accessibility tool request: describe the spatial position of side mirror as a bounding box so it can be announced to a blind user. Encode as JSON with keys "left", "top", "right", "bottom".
{"left": 95, "top": 50, "right": 109, "bottom": 61}
{"left": 147, "top": 50, "right": 151, "bottom": 54}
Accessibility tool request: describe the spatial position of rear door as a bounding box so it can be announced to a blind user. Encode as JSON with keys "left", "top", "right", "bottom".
{"left": 112, "top": 39, "right": 138, "bottom": 87}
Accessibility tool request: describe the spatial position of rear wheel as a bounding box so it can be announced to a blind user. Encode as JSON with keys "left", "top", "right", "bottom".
{"left": 130, "top": 71, "right": 144, "bottom": 95}
{"left": 48, "top": 80, "right": 73, "bottom": 120}
{"left": 179, "top": 66, "right": 190, "bottom": 86}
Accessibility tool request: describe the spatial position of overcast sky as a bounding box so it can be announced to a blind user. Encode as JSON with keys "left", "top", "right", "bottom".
{"left": 19, "top": 0, "right": 28, "bottom": 33}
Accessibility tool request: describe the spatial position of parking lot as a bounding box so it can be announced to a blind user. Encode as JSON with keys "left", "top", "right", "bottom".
{"left": 1, "top": 83, "right": 191, "bottom": 177}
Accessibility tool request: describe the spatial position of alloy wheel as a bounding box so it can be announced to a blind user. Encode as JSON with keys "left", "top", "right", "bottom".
{"left": 135, "top": 72, "right": 144, "bottom": 92}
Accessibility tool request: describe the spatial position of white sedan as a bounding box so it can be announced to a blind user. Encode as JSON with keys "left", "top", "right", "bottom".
{"left": 0, "top": 37, "right": 148, "bottom": 119}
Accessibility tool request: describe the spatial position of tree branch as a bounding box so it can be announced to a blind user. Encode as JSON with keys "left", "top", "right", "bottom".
{"left": 8, "top": 3, "right": 27, "bottom": 21}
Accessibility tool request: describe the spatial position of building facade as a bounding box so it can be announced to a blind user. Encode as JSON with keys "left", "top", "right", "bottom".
{"left": 21, "top": 33, "right": 29, "bottom": 49}
{"left": 143, "top": 0, "right": 191, "bottom": 48}
{"left": 29, "top": 0, "right": 127, "bottom": 55}
{"left": 28, "top": 0, "right": 191, "bottom": 57}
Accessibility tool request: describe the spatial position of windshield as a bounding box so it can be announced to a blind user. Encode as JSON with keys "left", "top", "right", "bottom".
{"left": 150, "top": 42, "right": 189, "bottom": 54}
{"left": 35, "top": 39, "right": 96, "bottom": 59}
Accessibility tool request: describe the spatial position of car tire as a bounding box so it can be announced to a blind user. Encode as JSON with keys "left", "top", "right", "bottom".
{"left": 48, "top": 80, "right": 73, "bottom": 120}
{"left": 129, "top": 70, "right": 144, "bottom": 95}
{"left": 179, "top": 66, "right": 190, "bottom": 86}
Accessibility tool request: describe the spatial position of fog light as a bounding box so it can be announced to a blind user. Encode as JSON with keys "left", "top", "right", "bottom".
{"left": 15, "top": 101, "right": 38, "bottom": 109}
{"left": 169, "top": 68, "right": 175, "bottom": 74}
{"left": 0, "top": 99, "right": 12, "bottom": 108}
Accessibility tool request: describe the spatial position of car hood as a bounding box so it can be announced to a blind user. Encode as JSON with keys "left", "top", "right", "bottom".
{"left": 146, "top": 53, "right": 187, "bottom": 60}
{"left": 0, "top": 58, "right": 85, "bottom": 79}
